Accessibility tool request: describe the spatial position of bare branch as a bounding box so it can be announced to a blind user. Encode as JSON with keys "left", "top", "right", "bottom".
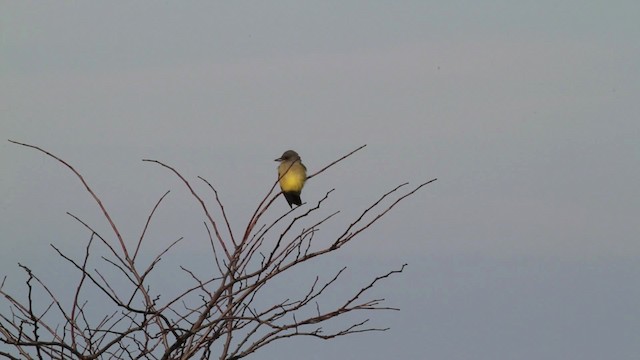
{"left": 134, "top": 190, "right": 171, "bottom": 262}
{"left": 8, "top": 140, "right": 131, "bottom": 262}
{"left": 142, "top": 159, "right": 231, "bottom": 260}
{"left": 306, "top": 144, "right": 367, "bottom": 180}
{"left": 198, "top": 176, "right": 236, "bottom": 247}
{"left": 3, "top": 141, "right": 434, "bottom": 359}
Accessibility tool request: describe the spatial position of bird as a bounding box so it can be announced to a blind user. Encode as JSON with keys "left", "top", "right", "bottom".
{"left": 275, "top": 150, "right": 307, "bottom": 208}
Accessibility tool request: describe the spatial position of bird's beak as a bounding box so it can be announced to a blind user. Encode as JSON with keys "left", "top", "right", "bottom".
{"left": 274, "top": 158, "right": 282, "bottom": 162}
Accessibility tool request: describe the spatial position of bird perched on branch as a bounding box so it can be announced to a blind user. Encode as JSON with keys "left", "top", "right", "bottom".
{"left": 275, "top": 150, "right": 307, "bottom": 207}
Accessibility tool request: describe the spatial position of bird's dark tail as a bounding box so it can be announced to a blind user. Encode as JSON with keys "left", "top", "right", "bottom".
{"left": 283, "top": 191, "right": 302, "bottom": 207}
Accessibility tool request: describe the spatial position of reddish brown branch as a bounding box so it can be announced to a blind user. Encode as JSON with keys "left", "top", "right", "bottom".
{"left": 306, "top": 144, "right": 366, "bottom": 180}
{"left": 8, "top": 140, "right": 131, "bottom": 263}
{"left": 142, "top": 159, "right": 231, "bottom": 260}
{"left": 134, "top": 190, "right": 171, "bottom": 262}
{"left": 3, "top": 141, "right": 435, "bottom": 360}
{"left": 198, "top": 176, "right": 236, "bottom": 247}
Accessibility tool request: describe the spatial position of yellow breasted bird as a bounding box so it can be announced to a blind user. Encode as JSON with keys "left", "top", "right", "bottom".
{"left": 275, "top": 150, "right": 307, "bottom": 207}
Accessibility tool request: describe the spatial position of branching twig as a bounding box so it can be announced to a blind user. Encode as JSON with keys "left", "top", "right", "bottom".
{"left": 306, "top": 144, "right": 366, "bottom": 180}
{"left": 3, "top": 140, "right": 435, "bottom": 360}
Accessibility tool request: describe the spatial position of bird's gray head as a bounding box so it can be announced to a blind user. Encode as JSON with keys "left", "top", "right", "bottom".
{"left": 275, "top": 150, "right": 301, "bottom": 162}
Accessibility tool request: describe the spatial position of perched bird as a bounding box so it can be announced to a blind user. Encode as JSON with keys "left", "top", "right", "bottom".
{"left": 275, "top": 150, "right": 307, "bottom": 207}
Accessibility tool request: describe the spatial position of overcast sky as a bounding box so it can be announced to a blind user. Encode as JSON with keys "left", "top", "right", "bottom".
{"left": 1, "top": 2, "right": 639, "bottom": 359}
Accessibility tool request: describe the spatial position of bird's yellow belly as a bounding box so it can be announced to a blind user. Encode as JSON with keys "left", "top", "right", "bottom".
{"left": 280, "top": 173, "right": 305, "bottom": 193}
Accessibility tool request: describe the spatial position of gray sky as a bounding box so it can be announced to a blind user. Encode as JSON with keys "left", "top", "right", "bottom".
{"left": 1, "top": 1, "right": 639, "bottom": 359}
